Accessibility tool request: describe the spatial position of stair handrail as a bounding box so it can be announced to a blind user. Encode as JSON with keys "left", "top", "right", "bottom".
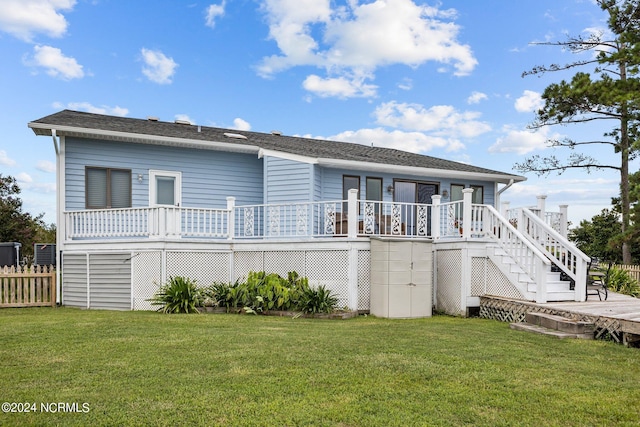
{"left": 483, "top": 205, "right": 551, "bottom": 302}
{"left": 520, "top": 208, "right": 589, "bottom": 301}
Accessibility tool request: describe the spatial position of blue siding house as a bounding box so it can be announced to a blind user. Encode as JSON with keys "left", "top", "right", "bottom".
{"left": 29, "top": 110, "right": 589, "bottom": 315}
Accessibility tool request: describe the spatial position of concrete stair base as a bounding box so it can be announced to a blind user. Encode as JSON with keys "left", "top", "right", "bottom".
{"left": 510, "top": 312, "right": 595, "bottom": 340}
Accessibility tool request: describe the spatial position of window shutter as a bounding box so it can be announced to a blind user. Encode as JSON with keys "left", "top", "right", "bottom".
{"left": 110, "top": 170, "right": 131, "bottom": 208}
{"left": 86, "top": 168, "right": 108, "bottom": 209}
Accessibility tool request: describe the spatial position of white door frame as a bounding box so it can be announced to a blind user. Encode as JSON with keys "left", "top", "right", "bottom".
{"left": 149, "top": 170, "right": 182, "bottom": 237}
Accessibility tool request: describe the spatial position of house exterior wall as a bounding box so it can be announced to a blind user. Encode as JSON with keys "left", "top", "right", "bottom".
{"left": 64, "top": 137, "right": 264, "bottom": 211}
{"left": 263, "top": 156, "right": 314, "bottom": 204}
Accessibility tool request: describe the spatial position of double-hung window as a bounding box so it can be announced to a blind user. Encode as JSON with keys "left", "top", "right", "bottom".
{"left": 85, "top": 167, "right": 132, "bottom": 209}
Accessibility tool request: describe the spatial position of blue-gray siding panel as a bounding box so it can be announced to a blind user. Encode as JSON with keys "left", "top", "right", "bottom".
{"left": 264, "top": 156, "right": 313, "bottom": 204}
{"left": 62, "top": 253, "right": 87, "bottom": 308}
{"left": 89, "top": 253, "right": 131, "bottom": 310}
{"left": 64, "top": 137, "right": 264, "bottom": 210}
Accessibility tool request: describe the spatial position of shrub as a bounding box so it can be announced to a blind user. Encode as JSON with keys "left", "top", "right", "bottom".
{"left": 149, "top": 276, "right": 202, "bottom": 314}
{"left": 606, "top": 267, "right": 640, "bottom": 297}
{"left": 299, "top": 285, "right": 339, "bottom": 314}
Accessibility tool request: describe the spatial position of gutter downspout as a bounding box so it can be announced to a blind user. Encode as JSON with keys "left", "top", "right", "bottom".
{"left": 496, "top": 179, "right": 515, "bottom": 208}
{"left": 52, "top": 130, "right": 61, "bottom": 305}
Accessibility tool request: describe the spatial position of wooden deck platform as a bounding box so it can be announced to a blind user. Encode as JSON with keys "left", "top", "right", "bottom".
{"left": 480, "top": 292, "right": 640, "bottom": 346}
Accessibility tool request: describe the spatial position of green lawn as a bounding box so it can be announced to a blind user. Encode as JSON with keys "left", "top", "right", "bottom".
{"left": 1, "top": 308, "right": 639, "bottom": 426}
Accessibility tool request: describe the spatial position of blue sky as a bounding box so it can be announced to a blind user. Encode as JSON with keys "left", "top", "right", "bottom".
{"left": 0, "top": 0, "right": 634, "bottom": 225}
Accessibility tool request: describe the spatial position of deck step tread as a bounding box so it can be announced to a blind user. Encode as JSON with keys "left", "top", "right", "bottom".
{"left": 510, "top": 322, "right": 594, "bottom": 340}
{"left": 526, "top": 312, "right": 595, "bottom": 334}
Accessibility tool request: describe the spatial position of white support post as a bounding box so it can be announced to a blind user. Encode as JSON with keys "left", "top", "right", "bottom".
{"left": 226, "top": 197, "right": 235, "bottom": 240}
{"left": 347, "top": 189, "right": 358, "bottom": 239}
{"left": 536, "top": 195, "right": 547, "bottom": 219}
{"left": 559, "top": 205, "right": 568, "bottom": 238}
{"left": 462, "top": 188, "right": 474, "bottom": 239}
{"left": 431, "top": 194, "right": 441, "bottom": 239}
{"left": 501, "top": 201, "right": 510, "bottom": 218}
{"left": 535, "top": 257, "right": 547, "bottom": 304}
{"left": 348, "top": 245, "right": 359, "bottom": 311}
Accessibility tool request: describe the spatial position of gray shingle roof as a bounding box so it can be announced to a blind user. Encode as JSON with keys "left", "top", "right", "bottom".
{"left": 30, "top": 109, "right": 524, "bottom": 181}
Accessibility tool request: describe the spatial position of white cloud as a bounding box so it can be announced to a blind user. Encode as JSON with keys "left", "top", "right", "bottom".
{"left": 328, "top": 128, "right": 464, "bottom": 154}
{"left": 36, "top": 160, "right": 56, "bottom": 173}
{"left": 373, "top": 101, "right": 491, "bottom": 139}
{"left": 489, "top": 126, "right": 560, "bottom": 155}
{"left": 302, "top": 73, "right": 377, "bottom": 98}
{"left": 205, "top": 1, "right": 226, "bottom": 28}
{"left": 258, "top": 0, "right": 477, "bottom": 98}
{"left": 232, "top": 118, "right": 251, "bottom": 131}
{"left": 515, "top": 90, "right": 543, "bottom": 113}
{"left": 53, "top": 102, "right": 128, "bottom": 116}
{"left": 140, "top": 48, "right": 178, "bottom": 84}
{"left": 0, "top": 0, "right": 75, "bottom": 42}
{"left": 27, "top": 45, "right": 84, "bottom": 80}
{"left": 467, "top": 91, "right": 487, "bottom": 104}
{"left": 0, "top": 150, "right": 17, "bottom": 167}
{"left": 397, "top": 78, "right": 413, "bottom": 91}
{"left": 16, "top": 172, "right": 33, "bottom": 183}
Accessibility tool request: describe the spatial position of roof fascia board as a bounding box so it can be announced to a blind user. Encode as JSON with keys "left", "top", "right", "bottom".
{"left": 316, "top": 158, "right": 526, "bottom": 184}
{"left": 258, "top": 148, "right": 318, "bottom": 164}
{"left": 28, "top": 122, "right": 260, "bottom": 155}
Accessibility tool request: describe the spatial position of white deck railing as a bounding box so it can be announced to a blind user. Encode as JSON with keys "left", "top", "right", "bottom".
{"left": 234, "top": 201, "right": 344, "bottom": 238}
{"left": 65, "top": 206, "right": 229, "bottom": 240}
{"left": 519, "top": 208, "right": 589, "bottom": 301}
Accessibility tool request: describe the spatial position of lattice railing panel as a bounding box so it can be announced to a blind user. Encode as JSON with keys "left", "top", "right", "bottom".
{"left": 166, "top": 251, "right": 231, "bottom": 287}
{"left": 132, "top": 251, "right": 162, "bottom": 311}
{"left": 305, "top": 250, "right": 350, "bottom": 309}
{"left": 436, "top": 249, "right": 462, "bottom": 315}
{"left": 358, "top": 250, "right": 371, "bottom": 311}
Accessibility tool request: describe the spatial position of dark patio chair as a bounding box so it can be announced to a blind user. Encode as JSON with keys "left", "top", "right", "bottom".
{"left": 586, "top": 257, "right": 610, "bottom": 301}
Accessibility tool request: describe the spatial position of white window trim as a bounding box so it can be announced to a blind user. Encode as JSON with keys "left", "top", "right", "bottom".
{"left": 149, "top": 170, "right": 182, "bottom": 207}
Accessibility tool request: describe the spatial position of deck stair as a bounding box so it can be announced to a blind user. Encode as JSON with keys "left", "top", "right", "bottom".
{"left": 487, "top": 246, "right": 574, "bottom": 301}
{"left": 510, "top": 312, "right": 595, "bottom": 339}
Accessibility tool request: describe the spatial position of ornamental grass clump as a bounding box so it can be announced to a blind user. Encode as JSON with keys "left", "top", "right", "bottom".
{"left": 149, "top": 276, "right": 202, "bottom": 313}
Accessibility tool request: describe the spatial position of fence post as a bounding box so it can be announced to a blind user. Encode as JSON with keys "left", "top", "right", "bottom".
{"left": 462, "top": 188, "right": 474, "bottom": 239}
{"left": 347, "top": 189, "right": 358, "bottom": 239}
{"left": 227, "top": 197, "right": 236, "bottom": 240}
{"left": 431, "top": 194, "right": 441, "bottom": 239}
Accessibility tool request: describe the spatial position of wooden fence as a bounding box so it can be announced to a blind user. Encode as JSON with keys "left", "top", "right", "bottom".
{"left": 0, "top": 265, "right": 56, "bottom": 308}
{"left": 615, "top": 264, "right": 640, "bottom": 282}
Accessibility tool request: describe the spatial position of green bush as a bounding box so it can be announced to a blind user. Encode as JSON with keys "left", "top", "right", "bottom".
{"left": 149, "top": 276, "right": 202, "bottom": 313}
{"left": 606, "top": 267, "right": 640, "bottom": 297}
{"left": 206, "top": 271, "right": 339, "bottom": 314}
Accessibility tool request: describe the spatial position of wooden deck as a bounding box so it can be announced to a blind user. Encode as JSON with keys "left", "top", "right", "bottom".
{"left": 480, "top": 292, "right": 640, "bottom": 345}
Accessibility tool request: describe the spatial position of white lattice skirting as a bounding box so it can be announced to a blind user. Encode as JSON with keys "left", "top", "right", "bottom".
{"left": 130, "top": 246, "right": 370, "bottom": 311}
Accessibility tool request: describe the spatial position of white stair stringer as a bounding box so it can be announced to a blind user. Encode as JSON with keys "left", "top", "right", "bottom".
{"left": 487, "top": 246, "right": 536, "bottom": 301}
{"left": 486, "top": 246, "right": 575, "bottom": 302}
